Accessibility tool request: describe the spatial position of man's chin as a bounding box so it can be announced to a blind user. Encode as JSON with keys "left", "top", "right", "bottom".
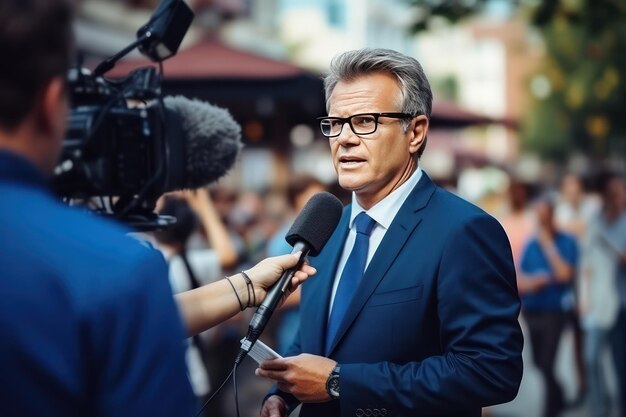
{"left": 339, "top": 179, "right": 376, "bottom": 200}
{"left": 337, "top": 178, "right": 362, "bottom": 193}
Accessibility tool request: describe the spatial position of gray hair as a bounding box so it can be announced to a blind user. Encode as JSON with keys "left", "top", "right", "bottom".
{"left": 324, "top": 48, "right": 432, "bottom": 117}
{"left": 323, "top": 48, "right": 433, "bottom": 157}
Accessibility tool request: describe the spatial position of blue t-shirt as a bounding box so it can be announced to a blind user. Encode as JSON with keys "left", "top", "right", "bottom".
{"left": 520, "top": 231, "right": 578, "bottom": 312}
{"left": 0, "top": 151, "right": 197, "bottom": 417}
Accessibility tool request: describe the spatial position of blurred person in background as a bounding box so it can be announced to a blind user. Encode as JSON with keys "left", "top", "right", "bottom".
{"left": 610, "top": 174, "right": 626, "bottom": 417}
{"left": 207, "top": 185, "right": 247, "bottom": 266}
{"left": 155, "top": 189, "right": 238, "bottom": 279}
{"left": 153, "top": 188, "right": 238, "bottom": 416}
{"left": 578, "top": 173, "right": 626, "bottom": 417}
{"left": 555, "top": 172, "right": 600, "bottom": 408}
{"left": 0, "top": 1, "right": 316, "bottom": 415}
{"left": 556, "top": 173, "right": 600, "bottom": 237}
{"left": 500, "top": 179, "right": 535, "bottom": 271}
{"left": 184, "top": 186, "right": 245, "bottom": 396}
{"left": 266, "top": 174, "right": 327, "bottom": 354}
{"left": 496, "top": 179, "right": 534, "bottom": 417}
{"left": 229, "top": 190, "right": 271, "bottom": 267}
{"left": 172, "top": 187, "right": 239, "bottom": 270}
{"left": 519, "top": 196, "right": 578, "bottom": 417}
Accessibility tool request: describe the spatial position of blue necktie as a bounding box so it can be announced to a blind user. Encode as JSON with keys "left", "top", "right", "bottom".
{"left": 326, "top": 212, "right": 376, "bottom": 354}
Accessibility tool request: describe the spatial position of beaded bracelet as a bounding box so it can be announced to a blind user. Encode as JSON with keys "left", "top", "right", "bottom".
{"left": 225, "top": 276, "right": 245, "bottom": 311}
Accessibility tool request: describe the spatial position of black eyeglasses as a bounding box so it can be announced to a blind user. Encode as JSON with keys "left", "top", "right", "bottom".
{"left": 317, "top": 112, "right": 415, "bottom": 138}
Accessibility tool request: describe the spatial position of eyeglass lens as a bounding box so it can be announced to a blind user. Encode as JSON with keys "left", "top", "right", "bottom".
{"left": 320, "top": 114, "right": 377, "bottom": 137}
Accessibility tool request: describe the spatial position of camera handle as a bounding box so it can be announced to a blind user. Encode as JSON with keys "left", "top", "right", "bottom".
{"left": 93, "top": 35, "right": 150, "bottom": 77}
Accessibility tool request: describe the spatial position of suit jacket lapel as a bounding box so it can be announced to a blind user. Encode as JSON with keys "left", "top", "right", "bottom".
{"left": 305, "top": 207, "right": 351, "bottom": 355}
{"left": 326, "top": 174, "right": 438, "bottom": 355}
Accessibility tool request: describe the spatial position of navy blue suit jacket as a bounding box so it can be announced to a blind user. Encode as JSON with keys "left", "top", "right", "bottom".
{"left": 0, "top": 151, "right": 196, "bottom": 416}
{"left": 272, "top": 173, "right": 523, "bottom": 417}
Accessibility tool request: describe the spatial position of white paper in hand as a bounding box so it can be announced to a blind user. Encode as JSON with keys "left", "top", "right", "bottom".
{"left": 241, "top": 338, "right": 282, "bottom": 364}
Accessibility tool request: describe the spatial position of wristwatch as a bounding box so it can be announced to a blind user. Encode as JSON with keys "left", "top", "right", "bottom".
{"left": 326, "top": 364, "right": 341, "bottom": 400}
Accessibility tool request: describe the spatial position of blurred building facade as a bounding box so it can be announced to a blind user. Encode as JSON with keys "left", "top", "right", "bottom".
{"left": 416, "top": 17, "right": 543, "bottom": 201}
{"left": 74, "top": 0, "right": 540, "bottom": 201}
{"left": 225, "top": 0, "right": 530, "bottom": 198}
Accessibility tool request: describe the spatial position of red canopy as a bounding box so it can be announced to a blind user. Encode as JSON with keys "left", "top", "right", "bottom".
{"left": 96, "top": 38, "right": 515, "bottom": 148}
{"left": 105, "top": 38, "right": 307, "bottom": 80}
{"left": 103, "top": 38, "right": 515, "bottom": 126}
{"left": 432, "top": 100, "right": 516, "bottom": 128}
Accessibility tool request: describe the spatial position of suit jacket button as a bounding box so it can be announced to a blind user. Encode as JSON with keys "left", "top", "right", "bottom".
{"left": 356, "top": 408, "right": 364, "bottom": 417}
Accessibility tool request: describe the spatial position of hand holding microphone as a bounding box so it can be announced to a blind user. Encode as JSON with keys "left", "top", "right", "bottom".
{"left": 176, "top": 252, "right": 317, "bottom": 337}
{"left": 242, "top": 253, "right": 316, "bottom": 308}
{"left": 237, "top": 191, "right": 343, "bottom": 364}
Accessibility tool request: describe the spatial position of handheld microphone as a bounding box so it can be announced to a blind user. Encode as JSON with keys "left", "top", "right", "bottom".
{"left": 235, "top": 191, "right": 343, "bottom": 364}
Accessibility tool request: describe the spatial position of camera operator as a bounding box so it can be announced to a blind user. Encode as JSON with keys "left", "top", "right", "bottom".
{"left": 0, "top": 1, "right": 315, "bottom": 416}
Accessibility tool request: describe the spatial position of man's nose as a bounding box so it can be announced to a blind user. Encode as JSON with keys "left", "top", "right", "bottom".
{"left": 334, "top": 122, "right": 360, "bottom": 145}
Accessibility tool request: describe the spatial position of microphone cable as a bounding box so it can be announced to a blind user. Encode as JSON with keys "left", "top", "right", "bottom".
{"left": 195, "top": 362, "right": 240, "bottom": 417}
{"left": 233, "top": 362, "right": 241, "bottom": 417}
{"left": 197, "top": 191, "right": 343, "bottom": 416}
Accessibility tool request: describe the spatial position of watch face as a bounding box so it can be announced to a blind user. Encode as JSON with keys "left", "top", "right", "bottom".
{"left": 329, "top": 375, "right": 340, "bottom": 396}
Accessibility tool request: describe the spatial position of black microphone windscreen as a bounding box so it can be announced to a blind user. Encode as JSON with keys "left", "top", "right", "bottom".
{"left": 163, "top": 95, "right": 242, "bottom": 189}
{"left": 285, "top": 192, "right": 343, "bottom": 256}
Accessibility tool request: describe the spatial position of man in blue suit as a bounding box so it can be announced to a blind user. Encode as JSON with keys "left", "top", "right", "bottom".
{"left": 0, "top": 1, "right": 315, "bottom": 416}
{"left": 258, "top": 48, "right": 523, "bottom": 417}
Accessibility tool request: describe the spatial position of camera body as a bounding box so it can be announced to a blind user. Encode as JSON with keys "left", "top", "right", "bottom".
{"left": 52, "top": 0, "right": 194, "bottom": 229}
{"left": 56, "top": 67, "right": 163, "bottom": 199}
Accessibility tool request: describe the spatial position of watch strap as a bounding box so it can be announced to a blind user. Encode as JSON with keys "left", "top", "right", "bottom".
{"left": 326, "top": 364, "right": 341, "bottom": 400}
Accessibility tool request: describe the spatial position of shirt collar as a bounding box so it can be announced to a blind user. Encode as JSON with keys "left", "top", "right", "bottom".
{"left": 349, "top": 167, "right": 423, "bottom": 230}
{"left": 0, "top": 150, "right": 50, "bottom": 191}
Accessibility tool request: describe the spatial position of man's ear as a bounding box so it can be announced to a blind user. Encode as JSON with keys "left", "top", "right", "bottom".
{"left": 34, "top": 77, "right": 67, "bottom": 136}
{"left": 408, "top": 115, "right": 429, "bottom": 155}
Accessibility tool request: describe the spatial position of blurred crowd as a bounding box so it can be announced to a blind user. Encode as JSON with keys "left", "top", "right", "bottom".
{"left": 148, "top": 170, "right": 625, "bottom": 417}
{"left": 497, "top": 172, "right": 626, "bottom": 417}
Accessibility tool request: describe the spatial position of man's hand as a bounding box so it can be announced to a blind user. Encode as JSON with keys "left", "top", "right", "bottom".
{"left": 256, "top": 354, "right": 336, "bottom": 402}
{"left": 528, "top": 275, "right": 550, "bottom": 292}
{"left": 260, "top": 395, "right": 288, "bottom": 417}
{"left": 518, "top": 273, "right": 550, "bottom": 294}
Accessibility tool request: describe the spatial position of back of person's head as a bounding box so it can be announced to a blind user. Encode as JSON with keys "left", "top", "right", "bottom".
{"left": 533, "top": 192, "right": 556, "bottom": 210}
{"left": 287, "top": 174, "right": 325, "bottom": 209}
{"left": 532, "top": 192, "right": 558, "bottom": 229}
{"left": 0, "top": 0, "right": 75, "bottom": 131}
{"left": 323, "top": 48, "right": 433, "bottom": 158}
{"left": 154, "top": 198, "right": 199, "bottom": 248}
{"left": 600, "top": 172, "right": 626, "bottom": 210}
{"left": 508, "top": 179, "right": 530, "bottom": 212}
{"left": 559, "top": 172, "right": 585, "bottom": 202}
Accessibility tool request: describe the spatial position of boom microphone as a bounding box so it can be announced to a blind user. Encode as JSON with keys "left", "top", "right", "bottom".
{"left": 163, "top": 95, "right": 242, "bottom": 191}
{"left": 54, "top": 95, "right": 241, "bottom": 198}
{"left": 53, "top": 93, "right": 242, "bottom": 229}
{"left": 236, "top": 191, "right": 343, "bottom": 365}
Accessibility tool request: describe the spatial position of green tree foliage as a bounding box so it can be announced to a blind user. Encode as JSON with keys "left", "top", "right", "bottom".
{"left": 525, "top": 0, "right": 626, "bottom": 160}
{"left": 407, "top": 0, "right": 492, "bottom": 32}
{"left": 408, "top": 0, "right": 626, "bottom": 160}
